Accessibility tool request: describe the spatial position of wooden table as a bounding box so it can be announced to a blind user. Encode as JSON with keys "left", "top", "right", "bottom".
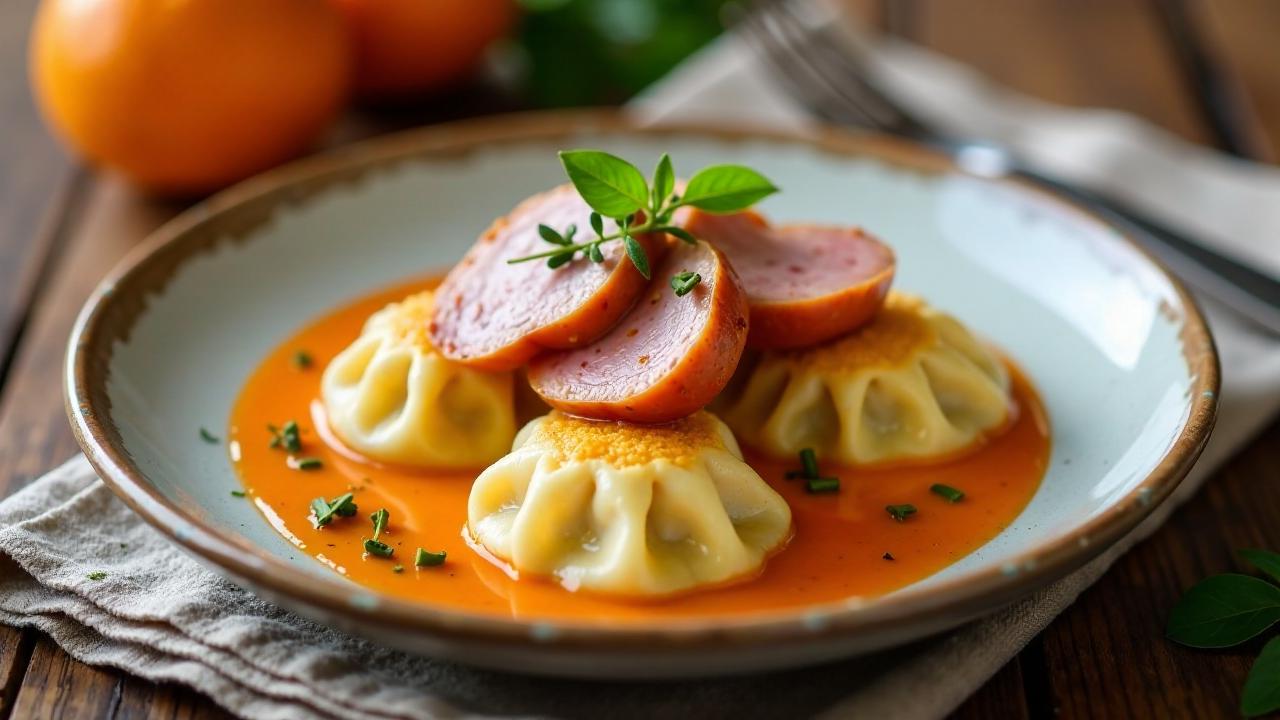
{"left": 2, "top": 1, "right": 1277, "bottom": 717}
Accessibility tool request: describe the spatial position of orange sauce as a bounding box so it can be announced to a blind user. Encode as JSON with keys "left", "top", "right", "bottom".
{"left": 230, "top": 278, "right": 1051, "bottom": 624}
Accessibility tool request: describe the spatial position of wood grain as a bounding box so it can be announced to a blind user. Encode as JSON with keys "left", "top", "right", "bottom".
{"left": 1196, "top": 0, "right": 1280, "bottom": 160}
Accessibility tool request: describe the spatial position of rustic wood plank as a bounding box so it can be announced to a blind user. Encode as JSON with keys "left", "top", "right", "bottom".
{"left": 1194, "top": 0, "right": 1280, "bottom": 161}
{"left": 950, "top": 655, "right": 1031, "bottom": 720}
{"left": 111, "top": 676, "right": 231, "bottom": 720}
{"left": 11, "top": 635, "right": 123, "bottom": 718}
{"left": 0, "top": 627, "right": 35, "bottom": 718}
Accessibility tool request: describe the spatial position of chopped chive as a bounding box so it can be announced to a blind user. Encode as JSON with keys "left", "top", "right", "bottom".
{"left": 883, "top": 552, "right": 895, "bottom": 561}
{"left": 199, "top": 427, "right": 220, "bottom": 444}
{"left": 313, "top": 492, "right": 355, "bottom": 527}
{"left": 230, "top": 490, "right": 246, "bottom": 498}
{"left": 670, "top": 271, "right": 702, "bottom": 297}
{"left": 886, "top": 504, "right": 917, "bottom": 522}
{"left": 294, "top": 457, "right": 323, "bottom": 471}
{"left": 369, "top": 508, "right": 389, "bottom": 542}
{"left": 392, "top": 565, "right": 404, "bottom": 574}
{"left": 930, "top": 484, "right": 966, "bottom": 503}
{"left": 784, "top": 470, "right": 807, "bottom": 480}
{"left": 799, "top": 448, "right": 819, "bottom": 479}
{"left": 805, "top": 477, "right": 840, "bottom": 494}
{"left": 363, "top": 539, "right": 394, "bottom": 558}
{"left": 415, "top": 548, "right": 447, "bottom": 567}
{"left": 87, "top": 571, "right": 107, "bottom": 580}
{"left": 292, "top": 350, "right": 314, "bottom": 370}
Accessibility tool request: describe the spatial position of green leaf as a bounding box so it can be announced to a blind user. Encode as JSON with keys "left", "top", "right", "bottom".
{"left": 1243, "top": 636, "right": 1280, "bottom": 717}
{"left": 588, "top": 243, "right": 604, "bottom": 263}
{"left": 681, "top": 164, "right": 778, "bottom": 212}
{"left": 652, "top": 153, "right": 675, "bottom": 206}
{"left": 559, "top": 150, "right": 649, "bottom": 217}
{"left": 1167, "top": 573, "right": 1280, "bottom": 648}
{"left": 1242, "top": 549, "right": 1280, "bottom": 586}
{"left": 622, "top": 235, "right": 650, "bottom": 280}
{"left": 655, "top": 225, "right": 697, "bottom": 244}
{"left": 546, "top": 250, "right": 575, "bottom": 269}
{"left": 589, "top": 212, "right": 604, "bottom": 237}
{"left": 538, "top": 224, "right": 567, "bottom": 246}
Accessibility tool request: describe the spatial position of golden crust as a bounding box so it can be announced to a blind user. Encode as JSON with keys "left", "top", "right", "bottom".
{"left": 782, "top": 293, "right": 934, "bottom": 373}
{"left": 530, "top": 410, "right": 725, "bottom": 468}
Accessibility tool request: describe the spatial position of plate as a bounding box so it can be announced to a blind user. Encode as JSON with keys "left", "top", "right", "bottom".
{"left": 66, "top": 111, "right": 1218, "bottom": 678}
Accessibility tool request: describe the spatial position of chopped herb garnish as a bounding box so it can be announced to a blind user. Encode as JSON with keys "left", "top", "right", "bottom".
{"left": 294, "top": 457, "right": 323, "bottom": 471}
{"left": 363, "top": 539, "right": 394, "bottom": 558}
{"left": 415, "top": 548, "right": 447, "bottom": 567}
{"left": 931, "top": 484, "right": 966, "bottom": 503}
{"left": 393, "top": 564, "right": 404, "bottom": 574}
{"left": 87, "top": 571, "right": 107, "bottom": 581}
{"left": 312, "top": 492, "right": 356, "bottom": 527}
{"left": 199, "top": 427, "right": 220, "bottom": 444}
{"left": 784, "top": 470, "right": 807, "bottom": 480}
{"left": 883, "top": 552, "right": 895, "bottom": 561}
{"left": 799, "top": 448, "right": 820, "bottom": 479}
{"left": 886, "top": 504, "right": 917, "bottom": 522}
{"left": 805, "top": 477, "right": 840, "bottom": 494}
{"left": 268, "top": 421, "right": 302, "bottom": 453}
{"left": 369, "top": 508, "right": 389, "bottom": 542}
{"left": 507, "top": 150, "right": 777, "bottom": 295}
{"left": 670, "top": 271, "right": 702, "bottom": 297}
{"left": 230, "top": 490, "right": 246, "bottom": 498}
{"left": 292, "top": 350, "right": 314, "bottom": 370}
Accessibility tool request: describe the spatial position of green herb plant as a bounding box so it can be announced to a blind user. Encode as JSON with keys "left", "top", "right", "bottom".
{"left": 1167, "top": 549, "right": 1280, "bottom": 716}
{"left": 507, "top": 150, "right": 777, "bottom": 294}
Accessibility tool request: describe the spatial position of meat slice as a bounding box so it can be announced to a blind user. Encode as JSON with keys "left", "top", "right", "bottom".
{"left": 430, "top": 185, "right": 668, "bottom": 371}
{"left": 679, "top": 208, "right": 895, "bottom": 350}
{"left": 528, "top": 240, "right": 749, "bottom": 424}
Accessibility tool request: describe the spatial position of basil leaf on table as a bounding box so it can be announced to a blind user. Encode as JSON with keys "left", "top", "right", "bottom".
{"left": 1242, "top": 635, "right": 1280, "bottom": 717}
{"left": 1242, "top": 549, "right": 1280, "bottom": 586}
{"left": 680, "top": 164, "right": 779, "bottom": 212}
{"left": 1166, "top": 573, "right": 1280, "bottom": 648}
{"left": 559, "top": 150, "right": 649, "bottom": 217}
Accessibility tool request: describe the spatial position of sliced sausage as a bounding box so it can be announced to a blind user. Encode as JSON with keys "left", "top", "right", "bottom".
{"left": 430, "top": 185, "right": 668, "bottom": 371}
{"left": 679, "top": 208, "right": 895, "bottom": 350}
{"left": 528, "top": 239, "right": 749, "bottom": 424}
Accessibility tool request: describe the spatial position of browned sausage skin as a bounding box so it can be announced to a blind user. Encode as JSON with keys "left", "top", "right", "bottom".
{"left": 429, "top": 185, "right": 668, "bottom": 371}
{"left": 528, "top": 239, "right": 749, "bottom": 424}
{"left": 679, "top": 208, "right": 895, "bottom": 350}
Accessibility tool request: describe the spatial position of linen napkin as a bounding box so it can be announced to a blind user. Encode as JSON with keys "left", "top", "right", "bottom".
{"left": 6, "top": 18, "right": 1280, "bottom": 720}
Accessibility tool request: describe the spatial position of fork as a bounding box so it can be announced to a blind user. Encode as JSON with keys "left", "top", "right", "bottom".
{"left": 734, "top": 0, "right": 1280, "bottom": 335}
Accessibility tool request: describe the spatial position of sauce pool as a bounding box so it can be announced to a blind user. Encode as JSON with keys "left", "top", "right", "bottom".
{"left": 230, "top": 277, "right": 1051, "bottom": 624}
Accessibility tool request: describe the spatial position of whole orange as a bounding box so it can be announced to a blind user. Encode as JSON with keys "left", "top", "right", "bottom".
{"left": 333, "top": 0, "right": 517, "bottom": 99}
{"left": 30, "top": 0, "right": 351, "bottom": 194}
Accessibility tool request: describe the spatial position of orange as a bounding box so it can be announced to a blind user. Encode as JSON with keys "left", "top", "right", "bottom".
{"left": 30, "top": 0, "right": 351, "bottom": 195}
{"left": 333, "top": 0, "right": 517, "bottom": 99}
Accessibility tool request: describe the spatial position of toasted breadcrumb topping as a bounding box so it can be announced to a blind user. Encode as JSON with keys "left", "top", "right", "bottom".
{"left": 534, "top": 410, "right": 724, "bottom": 467}
{"left": 785, "top": 293, "right": 935, "bottom": 372}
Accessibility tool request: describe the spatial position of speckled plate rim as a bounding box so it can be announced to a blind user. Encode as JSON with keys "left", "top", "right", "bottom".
{"left": 66, "top": 110, "right": 1219, "bottom": 654}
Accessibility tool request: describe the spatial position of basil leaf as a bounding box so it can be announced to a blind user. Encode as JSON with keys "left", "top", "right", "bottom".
{"left": 559, "top": 150, "right": 649, "bottom": 217}
{"left": 652, "top": 153, "right": 675, "bottom": 205}
{"left": 622, "top": 235, "right": 650, "bottom": 280}
{"left": 1167, "top": 573, "right": 1280, "bottom": 648}
{"left": 1242, "top": 636, "right": 1280, "bottom": 717}
{"left": 681, "top": 164, "right": 778, "bottom": 212}
{"left": 1242, "top": 549, "right": 1280, "bottom": 586}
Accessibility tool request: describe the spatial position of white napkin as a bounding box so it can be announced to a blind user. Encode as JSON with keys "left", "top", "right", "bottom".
{"left": 5, "top": 23, "right": 1280, "bottom": 720}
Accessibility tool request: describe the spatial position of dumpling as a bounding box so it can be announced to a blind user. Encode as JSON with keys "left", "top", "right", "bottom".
{"left": 467, "top": 410, "right": 792, "bottom": 596}
{"left": 321, "top": 290, "right": 516, "bottom": 468}
{"left": 716, "top": 293, "right": 1012, "bottom": 466}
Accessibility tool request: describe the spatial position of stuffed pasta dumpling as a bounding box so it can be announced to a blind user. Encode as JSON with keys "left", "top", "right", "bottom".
{"left": 717, "top": 294, "right": 1012, "bottom": 466}
{"left": 467, "top": 410, "right": 792, "bottom": 596}
{"left": 321, "top": 290, "right": 516, "bottom": 468}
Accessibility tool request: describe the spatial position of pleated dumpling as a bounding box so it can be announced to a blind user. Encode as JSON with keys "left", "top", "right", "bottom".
{"left": 467, "top": 410, "right": 792, "bottom": 596}
{"left": 321, "top": 290, "right": 516, "bottom": 468}
{"left": 717, "top": 294, "right": 1012, "bottom": 466}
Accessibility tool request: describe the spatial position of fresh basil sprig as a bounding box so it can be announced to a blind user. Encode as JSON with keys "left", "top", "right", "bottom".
{"left": 507, "top": 150, "right": 778, "bottom": 293}
{"left": 1167, "top": 548, "right": 1280, "bottom": 716}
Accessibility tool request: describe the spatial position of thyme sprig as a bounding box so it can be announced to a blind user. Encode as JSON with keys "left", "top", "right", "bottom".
{"left": 508, "top": 150, "right": 777, "bottom": 294}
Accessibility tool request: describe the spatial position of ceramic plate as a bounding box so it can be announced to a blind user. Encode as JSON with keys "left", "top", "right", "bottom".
{"left": 66, "top": 112, "right": 1218, "bottom": 678}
